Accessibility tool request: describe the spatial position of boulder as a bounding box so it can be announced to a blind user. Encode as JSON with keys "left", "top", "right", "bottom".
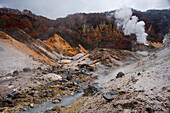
{"left": 103, "top": 91, "right": 117, "bottom": 101}
{"left": 83, "top": 85, "right": 98, "bottom": 96}
{"left": 13, "top": 70, "right": 19, "bottom": 76}
{"left": 52, "top": 98, "right": 61, "bottom": 104}
{"left": 7, "top": 91, "right": 21, "bottom": 99}
{"left": 37, "top": 67, "right": 42, "bottom": 70}
{"left": 116, "top": 72, "right": 125, "bottom": 78}
{"left": 44, "top": 73, "right": 62, "bottom": 81}
{"left": 23, "top": 67, "right": 31, "bottom": 72}
{"left": 3, "top": 98, "right": 13, "bottom": 104}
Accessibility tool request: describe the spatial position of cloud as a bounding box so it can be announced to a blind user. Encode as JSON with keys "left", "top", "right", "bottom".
{"left": 0, "top": 0, "right": 169, "bottom": 19}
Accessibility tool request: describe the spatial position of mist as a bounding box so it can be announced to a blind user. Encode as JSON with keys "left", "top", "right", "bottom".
{"left": 114, "top": 7, "right": 148, "bottom": 45}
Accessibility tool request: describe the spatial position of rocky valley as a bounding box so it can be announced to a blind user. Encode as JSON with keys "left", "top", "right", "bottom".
{"left": 0, "top": 7, "right": 169, "bottom": 113}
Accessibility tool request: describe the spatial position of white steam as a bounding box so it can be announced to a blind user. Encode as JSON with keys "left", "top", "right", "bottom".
{"left": 114, "top": 7, "right": 148, "bottom": 45}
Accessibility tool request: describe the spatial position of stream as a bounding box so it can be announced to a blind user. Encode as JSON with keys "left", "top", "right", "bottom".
{"left": 19, "top": 92, "right": 84, "bottom": 113}
{"left": 20, "top": 61, "right": 137, "bottom": 113}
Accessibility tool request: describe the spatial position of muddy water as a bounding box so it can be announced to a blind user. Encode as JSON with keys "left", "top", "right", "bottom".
{"left": 20, "top": 92, "right": 84, "bottom": 113}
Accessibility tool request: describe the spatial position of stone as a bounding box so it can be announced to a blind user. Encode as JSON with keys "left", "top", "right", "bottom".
{"left": 29, "top": 103, "right": 34, "bottom": 108}
{"left": 88, "top": 67, "right": 95, "bottom": 71}
{"left": 7, "top": 91, "right": 21, "bottom": 99}
{"left": 116, "top": 72, "right": 125, "bottom": 78}
{"left": 3, "top": 98, "right": 13, "bottom": 104}
{"left": 73, "top": 82, "right": 78, "bottom": 86}
{"left": 23, "top": 67, "right": 31, "bottom": 72}
{"left": 83, "top": 85, "right": 98, "bottom": 96}
{"left": 42, "top": 72, "right": 47, "bottom": 74}
{"left": 13, "top": 70, "right": 19, "bottom": 76}
{"left": 65, "top": 84, "right": 73, "bottom": 88}
{"left": 44, "top": 73, "right": 62, "bottom": 81}
{"left": 146, "top": 107, "right": 154, "bottom": 113}
{"left": 41, "top": 92, "right": 47, "bottom": 97}
{"left": 37, "top": 72, "right": 41, "bottom": 75}
{"left": 137, "top": 72, "right": 141, "bottom": 76}
{"left": 66, "top": 75, "right": 72, "bottom": 81}
{"left": 51, "top": 105, "right": 60, "bottom": 112}
{"left": 22, "top": 108, "right": 28, "bottom": 111}
{"left": 75, "top": 69, "right": 79, "bottom": 71}
{"left": 70, "top": 92, "right": 74, "bottom": 96}
{"left": 46, "top": 67, "right": 53, "bottom": 73}
{"left": 37, "top": 67, "right": 42, "bottom": 70}
{"left": 33, "top": 98, "right": 41, "bottom": 104}
{"left": 52, "top": 98, "right": 61, "bottom": 104}
{"left": 68, "top": 70, "right": 72, "bottom": 74}
{"left": 121, "top": 101, "right": 138, "bottom": 109}
{"left": 103, "top": 91, "right": 117, "bottom": 101}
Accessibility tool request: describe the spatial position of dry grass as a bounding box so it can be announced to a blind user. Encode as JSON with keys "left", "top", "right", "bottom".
{"left": 60, "top": 97, "right": 87, "bottom": 113}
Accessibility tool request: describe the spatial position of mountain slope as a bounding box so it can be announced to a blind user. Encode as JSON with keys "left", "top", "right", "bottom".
{"left": 0, "top": 30, "right": 80, "bottom": 75}
{"left": 66, "top": 41, "right": 170, "bottom": 113}
{"left": 0, "top": 8, "right": 169, "bottom": 50}
{"left": 0, "top": 31, "right": 43, "bottom": 75}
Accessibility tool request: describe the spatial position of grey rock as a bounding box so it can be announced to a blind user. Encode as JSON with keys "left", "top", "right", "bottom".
{"left": 37, "top": 67, "right": 42, "bottom": 70}
{"left": 33, "top": 98, "right": 41, "bottom": 104}
{"left": 13, "top": 70, "right": 19, "bottom": 76}
{"left": 42, "top": 72, "right": 47, "bottom": 74}
{"left": 66, "top": 75, "right": 72, "bottom": 81}
{"left": 23, "top": 67, "right": 31, "bottom": 72}
{"left": 116, "top": 72, "right": 125, "bottom": 78}
{"left": 7, "top": 91, "right": 21, "bottom": 99}
{"left": 88, "top": 67, "right": 95, "bottom": 71}
{"left": 65, "top": 84, "right": 73, "bottom": 88}
{"left": 103, "top": 91, "right": 117, "bottom": 101}
{"left": 3, "top": 98, "right": 13, "bottom": 104}
{"left": 83, "top": 85, "right": 98, "bottom": 96}
{"left": 52, "top": 98, "right": 61, "bottom": 104}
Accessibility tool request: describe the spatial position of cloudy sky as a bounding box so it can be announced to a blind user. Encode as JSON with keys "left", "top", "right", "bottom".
{"left": 0, "top": 0, "right": 169, "bottom": 19}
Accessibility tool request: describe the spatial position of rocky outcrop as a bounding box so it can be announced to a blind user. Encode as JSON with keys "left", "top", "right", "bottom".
{"left": 0, "top": 31, "right": 59, "bottom": 76}
{"left": 44, "top": 34, "right": 78, "bottom": 56}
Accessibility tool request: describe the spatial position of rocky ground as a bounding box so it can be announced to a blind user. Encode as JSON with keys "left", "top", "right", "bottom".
{"left": 63, "top": 47, "right": 170, "bottom": 113}
{"left": 2, "top": 30, "right": 168, "bottom": 113}
{"left": 0, "top": 46, "right": 141, "bottom": 113}
{"left": 0, "top": 64, "right": 97, "bottom": 112}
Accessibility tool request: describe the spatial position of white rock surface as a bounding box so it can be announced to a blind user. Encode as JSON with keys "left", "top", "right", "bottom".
{"left": 0, "top": 39, "right": 42, "bottom": 76}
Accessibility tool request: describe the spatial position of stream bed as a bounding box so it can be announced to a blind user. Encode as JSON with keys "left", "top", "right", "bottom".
{"left": 20, "top": 92, "right": 84, "bottom": 113}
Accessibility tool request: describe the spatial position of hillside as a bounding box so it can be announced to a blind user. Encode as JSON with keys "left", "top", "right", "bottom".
{"left": 0, "top": 7, "right": 169, "bottom": 113}
{"left": 61, "top": 35, "right": 170, "bottom": 113}
{"left": 0, "top": 8, "right": 169, "bottom": 50}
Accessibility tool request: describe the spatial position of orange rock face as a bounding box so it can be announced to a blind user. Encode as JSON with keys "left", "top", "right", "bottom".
{"left": 45, "top": 34, "right": 78, "bottom": 56}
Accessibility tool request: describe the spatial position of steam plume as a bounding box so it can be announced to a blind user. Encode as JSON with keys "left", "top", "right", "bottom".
{"left": 114, "top": 7, "right": 148, "bottom": 45}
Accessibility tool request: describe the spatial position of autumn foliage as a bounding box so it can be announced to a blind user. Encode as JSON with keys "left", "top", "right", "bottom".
{"left": 0, "top": 8, "right": 169, "bottom": 50}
